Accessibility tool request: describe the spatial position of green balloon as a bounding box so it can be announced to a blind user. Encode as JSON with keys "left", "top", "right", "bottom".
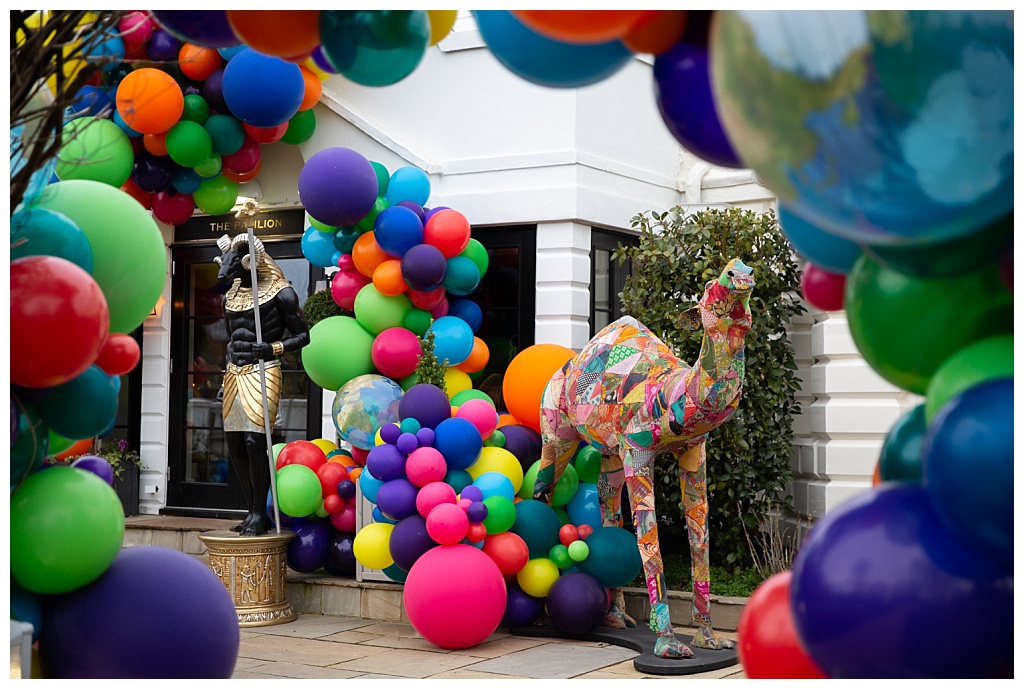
{"left": 204, "top": 114, "right": 245, "bottom": 156}
{"left": 518, "top": 460, "right": 540, "bottom": 500}
{"left": 301, "top": 315, "right": 375, "bottom": 391}
{"left": 371, "top": 161, "right": 390, "bottom": 196}
{"left": 47, "top": 429, "right": 76, "bottom": 457}
{"left": 567, "top": 539, "right": 590, "bottom": 562}
{"left": 275, "top": 464, "right": 322, "bottom": 517}
{"left": 402, "top": 307, "right": 432, "bottom": 336}
{"left": 11, "top": 465, "right": 125, "bottom": 594}
{"left": 573, "top": 445, "right": 603, "bottom": 484}
{"left": 166, "top": 120, "right": 214, "bottom": 168}
{"left": 356, "top": 196, "right": 389, "bottom": 233}
{"left": 483, "top": 429, "right": 505, "bottom": 448}
{"left": 353, "top": 284, "right": 412, "bottom": 335}
{"left": 193, "top": 154, "right": 222, "bottom": 179}
{"left": 458, "top": 238, "right": 490, "bottom": 278}
{"left": 451, "top": 389, "right": 494, "bottom": 407}
{"left": 319, "top": 10, "right": 430, "bottom": 87}
{"left": 272, "top": 443, "right": 287, "bottom": 462}
{"left": 193, "top": 174, "right": 239, "bottom": 215}
{"left": 552, "top": 505, "right": 570, "bottom": 526}
{"left": 56, "top": 117, "right": 134, "bottom": 187}
{"left": 551, "top": 464, "right": 578, "bottom": 507}
{"left": 282, "top": 108, "right": 316, "bottom": 145}
{"left": 180, "top": 93, "right": 211, "bottom": 124}
{"left": 308, "top": 216, "right": 337, "bottom": 233}
{"left": 576, "top": 526, "right": 642, "bottom": 589}
{"left": 509, "top": 499, "right": 562, "bottom": 557}
{"left": 30, "top": 180, "right": 167, "bottom": 333}
{"left": 11, "top": 207, "right": 94, "bottom": 273}
{"left": 878, "top": 404, "right": 925, "bottom": 483}
{"left": 11, "top": 396, "right": 48, "bottom": 490}
{"left": 845, "top": 255, "right": 1013, "bottom": 394}
{"left": 399, "top": 373, "right": 419, "bottom": 391}
{"left": 548, "top": 543, "right": 573, "bottom": 569}
{"left": 482, "top": 495, "right": 516, "bottom": 534}
{"left": 925, "top": 334, "right": 1013, "bottom": 424}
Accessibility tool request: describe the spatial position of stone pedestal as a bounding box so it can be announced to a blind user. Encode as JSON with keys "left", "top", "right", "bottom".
{"left": 199, "top": 530, "right": 297, "bottom": 627}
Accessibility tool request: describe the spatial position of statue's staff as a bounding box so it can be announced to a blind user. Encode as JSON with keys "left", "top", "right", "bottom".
{"left": 236, "top": 201, "right": 282, "bottom": 535}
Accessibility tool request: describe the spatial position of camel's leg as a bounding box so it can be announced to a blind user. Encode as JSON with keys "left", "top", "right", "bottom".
{"left": 680, "top": 443, "right": 734, "bottom": 650}
{"left": 533, "top": 373, "right": 578, "bottom": 503}
{"left": 624, "top": 461, "right": 693, "bottom": 659}
{"left": 597, "top": 467, "right": 636, "bottom": 629}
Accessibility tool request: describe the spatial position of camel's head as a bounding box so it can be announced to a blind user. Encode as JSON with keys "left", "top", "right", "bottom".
{"left": 682, "top": 258, "right": 755, "bottom": 333}
{"left": 214, "top": 233, "right": 266, "bottom": 284}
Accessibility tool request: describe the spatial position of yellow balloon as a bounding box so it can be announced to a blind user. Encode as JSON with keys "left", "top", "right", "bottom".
{"left": 467, "top": 446, "right": 524, "bottom": 493}
{"left": 427, "top": 10, "right": 458, "bottom": 46}
{"left": 352, "top": 522, "right": 395, "bottom": 570}
{"left": 443, "top": 368, "right": 472, "bottom": 399}
{"left": 311, "top": 438, "right": 338, "bottom": 455}
{"left": 301, "top": 57, "right": 332, "bottom": 82}
{"left": 516, "top": 558, "right": 560, "bottom": 598}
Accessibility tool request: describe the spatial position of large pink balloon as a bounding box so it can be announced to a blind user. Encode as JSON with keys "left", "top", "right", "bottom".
{"left": 371, "top": 327, "right": 422, "bottom": 380}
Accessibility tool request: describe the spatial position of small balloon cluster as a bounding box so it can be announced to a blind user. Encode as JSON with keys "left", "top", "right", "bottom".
{"left": 297, "top": 148, "right": 490, "bottom": 395}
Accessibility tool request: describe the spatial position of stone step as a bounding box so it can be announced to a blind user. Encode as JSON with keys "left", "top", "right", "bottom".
{"left": 124, "top": 515, "right": 746, "bottom": 631}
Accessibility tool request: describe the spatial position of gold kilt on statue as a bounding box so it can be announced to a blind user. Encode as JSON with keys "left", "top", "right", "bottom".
{"left": 221, "top": 361, "right": 282, "bottom": 433}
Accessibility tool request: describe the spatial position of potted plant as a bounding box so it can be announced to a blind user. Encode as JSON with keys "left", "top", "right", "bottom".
{"left": 94, "top": 439, "right": 142, "bottom": 517}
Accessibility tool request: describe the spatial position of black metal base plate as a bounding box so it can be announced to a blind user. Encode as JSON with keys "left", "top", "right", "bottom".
{"left": 510, "top": 623, "right": 739, "bottom": 676}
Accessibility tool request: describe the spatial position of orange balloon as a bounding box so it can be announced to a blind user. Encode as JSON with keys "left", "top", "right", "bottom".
{"left": 52, "top": 437, "right": 95, "bottom": 461}
{"left": 115, "top": 67, "right": 184, "bottom": 134}
{"left": 328, "top": 454, "right": 357, "bottom": 468}
{"left": 226, "top": 10, "right": 321, "bottom": 59}
{"left": 298, "top": 66, "right": 323, "bottom": 111}
{"left": 622, "top": 10, "right": 688, "bottom": 55}
{"left": 351, "top": 231, "right": 390, "bottom": 279}
{"left": 872, "top": 461, "right": 882, "bottom": 487}
{"left": 222, "top": 160, "right": 262, "bottom": 184}
{"left": 496, "top": 413, "right": 521, "bottom": 429}
{"left": 456, "top": 337, "right": 490, "bottom": 374}
{"left": 120, "top": 177, "right": 152, "bottom": 209}
{"left": 372, "top": 259, "right": 408, "bottom": 296}
{"left": 348, "top": 466, "right": 362, "bottom": 481}
{"left": 143, "top": 131, "right": 168, "bottom": 157}
{"left": 502, "top": 343, "right": 576, "bottom": 433}
{"left": 512, "top": 10, "right": 656, "bottom": 44}
{"left": 178, "top": 43, "right": 223, "bottom": 81}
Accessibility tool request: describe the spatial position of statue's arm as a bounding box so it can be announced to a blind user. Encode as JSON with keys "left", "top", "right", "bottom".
{"left": 252, "top": 288, "right": 311, "bottom": 361}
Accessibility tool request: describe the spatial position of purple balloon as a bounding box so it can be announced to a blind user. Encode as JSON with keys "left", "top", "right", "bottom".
{"left": 71, "top": 455, "right": 115, "bottom": 486}
{"left": 366, "top": 443, "right": 407, "bottom": 482}
{"left": 502, "top": 580, "right": 544, "bottom": 627}
{"left": 465, "top": 501, "right": 488, "bottom": 524}
{"left": 501, "top": 425, "right": 543, "bottom": 473}
{"left": 401, "top": 243, "right": 448, "bottom": 292}
{"left": 423, "top": 206, "right": 451, "bottom": 224}
{"left": 298, "top": 147, "right": 379, "bottom": 227}
{"left": 415, "top": 427, "right": 435, "bottom": 447}
{"left": 653, "top": 32, "right": 742, "bottom": 169}
{"left": 396, "top": 201, "right": 425, "bottom": 222}
{"left": 380, "top": 423, "right": 402, "bottom": 445}
{"left": 388, "top": 514, "right": 438, "bottom": 572}
{"left": 286, "top": 519, "right": 332, "bottom": 573}
{"left": 39, "top": 546, "right": 239, "bottom": 678}
{"left": 266, "top": 492, "right": 307, "bottom": 528}
{"left": 132, "top": 152, "right": 175, "bottom": 193}
{"left": 146, "top": 29, "right": 180, "bottom": 62}
{"left": 396, "top": 432, "right": 419, "bottom": 455}
{"left": 398, "top": 383, "right": 453, "bottom": 430}
{"left": 324, "top": 530, "right": 356, "bottom": 576}
{"left": 460, "top": 485, "right": 484, "bottom": 502}
{"left": 203, "top": 67, "right": 229, "bottom": 114}
{"left": 311, "top": 45, "right": 339, "bottom": 74}
{"left": 791, "top": 483, "right": 1012, "bottom": 678}
{"left": 149, "top": 10, "right": 242, "bottom": 48}
{"left": 336, "top": 479, "right": 356, "bottom": 500}
{"left": 375, "top": 478, "right": 419, "bottom": 522}
{"left": 545, "top": 572, "right": 607, "bottom": 635}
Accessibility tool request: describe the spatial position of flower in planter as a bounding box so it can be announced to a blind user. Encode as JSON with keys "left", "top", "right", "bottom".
{"left": 96, "top": 439, "right": 142, "bottom": 484}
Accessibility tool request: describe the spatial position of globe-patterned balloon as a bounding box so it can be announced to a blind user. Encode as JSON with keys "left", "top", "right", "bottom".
{"left": 710, "top": 10, "right": 1013, "bottom": 247}
{"left": 332, "top": 374, "right": 404, "bottom": 451}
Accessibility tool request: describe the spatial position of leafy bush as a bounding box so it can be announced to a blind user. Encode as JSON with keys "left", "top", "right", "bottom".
{"left": 301, "top": 288, "right": 350, "bottom": 329}
{"left": 612, "top": 206, "right": 805, "bottom": 569}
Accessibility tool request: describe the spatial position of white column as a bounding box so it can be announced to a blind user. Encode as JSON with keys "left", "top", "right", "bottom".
{"left": 534, "top": 221, "right": 591, "bottom": 350}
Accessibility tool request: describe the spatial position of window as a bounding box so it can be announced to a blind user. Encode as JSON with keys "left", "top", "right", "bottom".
{"left": 590, "top": 229, "right": 639, "bottom": 337}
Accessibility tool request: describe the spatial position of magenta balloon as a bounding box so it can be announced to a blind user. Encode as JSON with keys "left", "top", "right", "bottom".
{"left": 371, "top": 327, "right": 423, "bottom": 380}
{"left": 299, "top": 147, "right": 379, "bottom": 227}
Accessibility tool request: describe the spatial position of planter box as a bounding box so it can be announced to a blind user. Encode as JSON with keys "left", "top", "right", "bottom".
{"left": 114, "top": 463, "right": 140, "bottom": 517}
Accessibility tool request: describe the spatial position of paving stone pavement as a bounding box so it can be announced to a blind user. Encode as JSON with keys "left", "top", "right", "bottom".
{"left": 232, "top": 614, "right": 747, "bottom": 680}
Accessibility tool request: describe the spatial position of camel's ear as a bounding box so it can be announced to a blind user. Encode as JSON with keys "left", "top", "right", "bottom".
{"left": 681, "top": 306, "right": 702, "bottom": 331}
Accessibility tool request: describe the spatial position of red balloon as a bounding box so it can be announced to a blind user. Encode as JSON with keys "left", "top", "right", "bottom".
{"left": 276, "top": 440, "right": 327, "bottom": 472}
{"left": 329, "top": 501, "right": 357, "bottom": 532}
{"left": 10, "top": 256, "right": 110, "bottom": 388}
{"left": 221, "top": 134, "right": 261, "bottom": 173}
{"left": 94, "top": 333, "right": 141, "bottom": 376}
{"left": 323, "top": 493, "right": 344, "bottom": 515}
{"left": 150, "top": 190, "right": 195, "bottom": 226}
{"left": 243, "top": 122, "right": 289, "bottom": 144}
{"left": 737, "top": 571, "right": 828, "bottom": 679}
{"left": 558, "top": 524, "right": 579, "bottom": 546}
{"left": 316, "top": 461, "right": 350, "bottom": 498}
{"left": 423, "top": 209, "right": 471, "bottom": 258}
{"left": 577, "top": 524, "right": 595, "bottom": 540}
{"left": 466, "top": 522, "right": 488, "bottom": 543}
{"left": 481, "top": 531, "right": 530, "bottom": 575}
{"left": 408, "top": 286, "right": 446, "bottom": 311}
{"left": 800, "top": 264, "right": 846, "bottom": 311}
{"left": 350, "top": 446, "right": 369, "bottom": 466}
{"left": 120, "top": 177, "right": 153, "bottom": 209}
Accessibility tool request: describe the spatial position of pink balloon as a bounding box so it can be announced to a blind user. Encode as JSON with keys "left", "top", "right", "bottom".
{"left": 331, "top": 255, "right": 371, "bottom": 311}
{"left": 425, "top": 502, "right": 469, "bottom": 545}
{"left": 428, "top": 295, "right": 449, "bottom": 319}
{"left": 221, "top": 134, "right": 261, "bottom": 174}
{"left": 415, "top": 481, "right": 457, "bottom": 519}
{"left": 329, "top": 501, "right": 357, "bottom": 532}
{"left": 405, "top": 447, "right": 448, "bottom": 487}
{"left": 119, "top": 11, "right": 154, "bottom": 46}
{"left": 800, "top": 264, "right": 846, "bottom": 311}
{"left": 455, "top": 398, "right": 499, "bottom": 439}
{"left": 403, "top": 544, "right": 507, "bottom": 649}
{"left": 371, "top": 327, "right": 422, "bottom": 380}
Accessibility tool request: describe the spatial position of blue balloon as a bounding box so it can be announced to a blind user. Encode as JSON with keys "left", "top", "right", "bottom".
{"left": 221, "top": 48, "right": 304, "bottom": 127}
{"left": 217, "top": 45, "right": 247, "bottom": 61}
{"left": 473, "top": 471, "right": 515, "bottom": 502}
{"left": 779, "top": 204, "right": 863, "bottom": 275}
{"left": 87, "top": 33, "right": 125, "bottom": 72}
{"left": 10, "top": 208, "right": 93, "bottom": 273}
{"left": 791, "top": 483, "right": 1012, "bottom": 678}
{"left": 427, "top": 315, "right": 474, "bottom": 367}
{"left": 266, "top": 492, "right": 307, "bottom": 528}
{"left": 385, "top": 166, "right": 431, "bottom": 207}
{"left": 70, "top": 86, "right": 114, "bottom": 118}
{"left": 433, "top": 418, "right": 483, "bottom": 471}
{"left": 473, "top": 10, "right": 632, "bottom": 89}
{"left": 447, "top": 299, "right": 483, "bottom": 333}
{"left": 923, "top": 378, "right": 1012, "bottom": 571}
{"left": 373, "top": 205, "right": 424, "bottom": 257}
{"left": 112, "top": 110, "right": 142, "bottom": 138}
{"left": 301, "top": 226, "right": 339, "bottom": 268}
{"left": 372, "top": 506, "right": 397, "bottom": 524}
{"left": 359, "top": 468, "right": 384, "bottom": 504}
{"left": 565, "top": 482, "right": 602, "bottom": 532}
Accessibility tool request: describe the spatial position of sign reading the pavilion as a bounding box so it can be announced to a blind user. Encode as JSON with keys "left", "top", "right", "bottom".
{"left": 174, "top": 208, "right": 307, "bottom": 244}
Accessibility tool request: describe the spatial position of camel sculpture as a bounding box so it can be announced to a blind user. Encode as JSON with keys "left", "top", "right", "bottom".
{"left": 533, "top": 258, "right": 754, "bottom": 660}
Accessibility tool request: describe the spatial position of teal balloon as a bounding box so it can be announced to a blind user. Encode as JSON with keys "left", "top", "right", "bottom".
{"left": 383, "top": 562, "right": 408, "bottom": 583}
{"left": 333, "top": 226, "right": 360, "bottom": 254}
{"left": 509, "top": 499, "right": 562, "bottom": 557}
{"left": 878, "top": 404, "right": 925, "bottom": 483}
{"left": 577, "top": 526, "right": 642, "bottom": 588}
{"left": 442, "top": 256, "right": 481, "bottom": 296}
{"left": 37, "top": 366, "right": 119, "bottom": 441}
{"left": 56, "top": 116, "right": 134, "bottom": 187}
{"left": 203, "top": 114, "right": 245, "bottom": 156}
{"left": 371, "top": 161, "right": 390, "bottom": 196}
{"left": 11, "top": 394, "right": 48, "bottom": 490}
{"left": 444, "top": 468, "right": 473, "bottom": 495}
{"left": 319, "top": 10, "right": 430, "bottom": 87}
{"left": 10, "top": 207, "right": 94, "bottom": 273}
{"left": 779, "top": 204, "right": 862, "bottom": 275}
